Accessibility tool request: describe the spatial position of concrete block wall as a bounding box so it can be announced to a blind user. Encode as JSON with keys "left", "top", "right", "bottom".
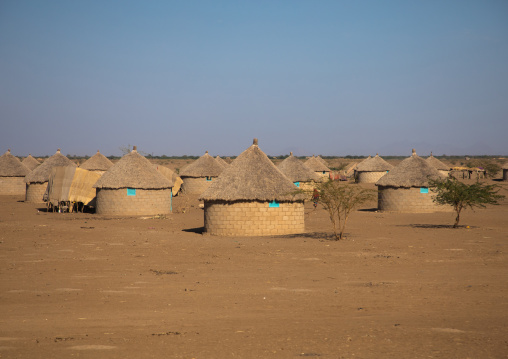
{"left": 356, "top": 171, "right": 387, "bottom": 184}
{"left": 0, "top": 177, "right": 26, "bottom": 196}
{"left": 25, "top": 182, "right": 47, "bottom": 203}
{"left": 377, "top": 186, "right": 453, "bottom": 213}
{"left": 204, "top": 200, "right": 305, "bottom": 236}
{"left": 181, "top": 177, "right": 214, "bottom": 195}
{"left": 96, "top": 188, "right": 172, "bottom": 215}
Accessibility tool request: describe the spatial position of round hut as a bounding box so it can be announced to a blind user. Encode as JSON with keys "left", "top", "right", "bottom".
{"left": 21, "top": 154, "right": 41, "bottom": 171}
{"left": 0, "top": 149, "right": 31, "bottom": 195}
{"left": 93, "top": 146, "right": 173, "bottom": 216}
{"left": 503, "top": 162, "right": 508, "bottom": 181}
{"left": 375, "top": 149, "right": 452, "bottom": 213}
{"left": 79, "top": 150, "right": 114, "bottom": 175}
{"left": 426, "top": 152, "right": 450, "bottom": 176}
{"left": 305, "top": 155, "right": 331, "bottom": 179}
{"left": 24, "top": 149, "right": 76, "bottom": 203}
{"left": 355, "top": 154, "right": 393, "bottom": 183}
{"left": 179, "top": 151, "right": 225, "bottom": 195}
{"left": 277, "top": 152, "right": 322, "bottom": 191}
{"left": 199, "top": 139, "right": 306, "bottom": 236}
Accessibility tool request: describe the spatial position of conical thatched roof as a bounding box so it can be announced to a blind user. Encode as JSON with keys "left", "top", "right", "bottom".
{"left": 25, "top": 149, "right": 76, "bottom": 183}
{"left": 426, "top": 152, "right": 450, "bottom": 171}
{"left": 21, "top": 154, "right": 41, "bottom": 171}
{"left": 179, "top": 151, "right": 225, "bottom": 178}
{"left": 277, "top": 152, "right": 321, "bottom": 182}
{"left": 79, "top": 150, "right": 114, "bottom": 171}
{"left": 356, "top": 154, "right": 393, "bottom": 172}
{"left": 376, "top": 149, "right": 446, "bottom": 188}
{"left": 0, "top": 149, "right": 31, "bottom": 177}
{"left": 200, "top": 139, "right": 305, "bottom": 202}
{"left": 94, "top": 147, "right": 171, "bottom": 189}
{"left": 305, "top": 156, "right": 330, "bottom": 172}
{"left": 316, "top": 155, "right": 328, "bottom": 166}
{"left": 215, "top": 155, "right": 229, "bottom": 169}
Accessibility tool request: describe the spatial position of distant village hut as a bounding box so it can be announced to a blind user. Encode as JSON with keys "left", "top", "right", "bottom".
{"left": 355, "top": 154, "right": 393, "bottom": 183}
{"left": 24, "top": 149, "right": 76, "bottom": 203}
{"left": 179, "top": 151, "right": 225, "bottom": 195}
{"left": 426, "top": 152, "right": 450, "bottom": 176}
{"left": 305, "top": 155, "right": 331, "bottom": 179}
{"left": 199, "top": 139, "right": 306, "bottom": 236}
{"left": 0, "top": 149, "right": 31, "bottom": 195}
{"left": 93, "top": 146, "right": 173, "bottom": 216}
{"left": 503, "top": 162, "right": 508, "bottom": 181}
{"left": 215, "top": 155, "right": 229, "bottom": 169}
{"left": 79, "top": 150, "right": 114, "bottom": 175}
{"left": 375, "top": 149, "right": 452, "bottom": 213}
{"left": 277, "top": 152, "right": 322, "bottom": 191}
{"left": 21, "top": 154, "right": 41, "bottom": 171}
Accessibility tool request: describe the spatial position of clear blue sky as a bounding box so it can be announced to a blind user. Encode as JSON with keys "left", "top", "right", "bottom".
{"left": 1, "top": 0, "right": 507, "bottom": 157}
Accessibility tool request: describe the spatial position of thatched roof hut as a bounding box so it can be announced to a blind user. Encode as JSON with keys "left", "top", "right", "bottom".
{"left": 0, "top": 150, "right": 31, "bottom": 195}
{"left": 179, "top": 151, "right": 225, "bottom": 195}
{"left": 93, "top": 146, "right": 173, "bottom": 215}
{"left": 277, "top": 152, "right": 321, "bottom": 187}
{"left": 355, "top": 154, "right": 393, "bottom": 183}
{"left": 21, "top": 154, "right": 41, "bottom": 171}
{"left": 200, "top": 139, "right": 305, "bottom": 236}
{"left": 24, "top": 149, "right": 76, "bottom": 203}
{"left": 376, "top": 149, "right": 451, "bottom": 213}
{"left": 79, "top": 150, "right": 114, "bottom": 172}
{"left": 426, "top": 152, "right": 450, "bottom": 176}
{"left": 502, "top": 162, "right": 508, "bottom": 181}
{"left": 215, "top": 155, "right": 229, "bottom": 169}
{"left": 305, "top": 156, "right": 331, "bottom": 178}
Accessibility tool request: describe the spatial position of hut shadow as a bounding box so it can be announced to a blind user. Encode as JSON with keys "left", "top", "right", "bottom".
{"left": 401, "top": 224, "right": 476, "bottom": 229}
{"left": 277, "top": 232, "right": 338, "bottom": 240}
{"left": 183, "top": 227, "right": 205, "bottom": 234}
{"left": 358, "top": 208, "right": 378, "bottom": 212}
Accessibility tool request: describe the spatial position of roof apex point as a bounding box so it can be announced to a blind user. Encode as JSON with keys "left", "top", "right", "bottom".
{"left": 253, "top": 138, "right": 258, "bottom": 146}
{"left": 412, "top": 148, "right": 416, "bottom": 156}
{"left": 132, "top": 146, "right": 137, "bottom": 152}
{"left": 57, "top": 148, "right": 61, "bottom": 153}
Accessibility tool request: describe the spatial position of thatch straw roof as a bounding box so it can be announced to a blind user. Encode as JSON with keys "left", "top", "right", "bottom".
{"left": 94, "top": 147, "right": 171, "bottom": 189}
{"left": 277, "top": 152, "right": 321, "bottom": 182}
{"left": 215, "top": 155, "right": 229, "bottom": 169}
{"left": 356, "top": 154, "right": 393, "bottom": 172}
{"left": 0, "top": 149, "right": 31, "bottom": 177}
{"left": 305, "top": 156, "right": 330, "bottom": 172}
{"left": 200, "top": 139, "right": 305, "bottom": 202}
{"left": 21, "top": 154, "right": 41, "bottom": 171}
{"left": 426, "top": 152, "right": 450, "bottom": 171}
{"left": 79, "top": 150, "right": 114, "bottom": 171}
{"left": 179, "top": 151, "right": 224, "bottom": 177}
{"left": 316, "top": 155, "right": 328, "bottom": 166}
{"left": 25, "top": 149, "right": 76, "bottom": 183}
{"left": 376, "top": 149, "right": 446, "bottom": 188}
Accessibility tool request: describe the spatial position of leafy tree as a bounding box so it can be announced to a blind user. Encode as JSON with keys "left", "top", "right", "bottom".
{"left": 429, "top": 177, "right": 505, "bottom": 228}
{"left": 311, "top": 180, "right": 375, "bottom": 240}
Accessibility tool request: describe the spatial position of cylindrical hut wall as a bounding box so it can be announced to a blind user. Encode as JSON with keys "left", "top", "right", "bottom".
{"left": 25, "top": 182, "right": 48, "bottom": 203}
{"left": 356, "top": 171, "right": 388, "bottom": 184}
{"left": 181, "top": 177, "right": 215, "bottom": 195}
{"left": 503, "top": 169, "right": 508, "bottom": 181}
{"left": 0, "top": 177, "right": 27, "bottom": 195}
{"left": 377, "top": 186, "right": 453, "bottom": 213}
{"left": 204, "top": 200, "right": 305, "bottom": 236}
{"left": 95, "top": 188, "right": 172, "bottom": 215}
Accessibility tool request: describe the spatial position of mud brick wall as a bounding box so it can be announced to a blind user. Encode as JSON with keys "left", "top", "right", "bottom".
{"left": 25, "top": 182, "right": 47, "bottom": 203}
{"left": 203, "top": 200, "right": 305, "bottom": 236}
{"left": 96, "top": 188, "right": 172, "bottom": 215}
{"left": 181, "top": 177, "right": 214, "bottom": 195}
{"left": 377, "top": 186, "right": 453, "bottom": 213}
{"left": 356, "top": 171, "right": 387, "bottom": 184}
{"left": 0, "top": 177, "right": 26, "bottom": 196}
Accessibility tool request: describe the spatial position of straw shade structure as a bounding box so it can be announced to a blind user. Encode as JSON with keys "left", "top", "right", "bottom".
{"left": 426, "top": 152, "right": 451, "bottom": 176}
{"left": 355, "top": 154, "right": 393, "bottom": 183}
{"left": 153, "top": 164, "right": 182, "bottom": 196}
{"left": 305, "top": 156, "right": 330, "bottom": 179}
{"left": 79, "top": 150, "right": 114, "bottom": 174}
{"left": 375, "top": 149, "right": 451, "bottom": 213}
{"left": 0, "top": 149, "right": 31, "bottom": 195}
{"left": 24, "top": 149, "right": 76, "bottom": 203}
{"left": 179, "top": 151, "right": 225, "bottom": 195}
{"left": 199, "top": 139, "right": 306, "bottom": 236}
{"left": 277, "top": 152, "right": 322, "bottom": 191}
{"left": 21, "top": 154, "right": 41, "bottom": 171}
{"left": 93, "top": 146, "right": 173, "bottom": 215}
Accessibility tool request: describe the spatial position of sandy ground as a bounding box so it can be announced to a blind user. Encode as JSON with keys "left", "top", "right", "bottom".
{"left": 1, "top": 180, "right": 507, "bottom": 358}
